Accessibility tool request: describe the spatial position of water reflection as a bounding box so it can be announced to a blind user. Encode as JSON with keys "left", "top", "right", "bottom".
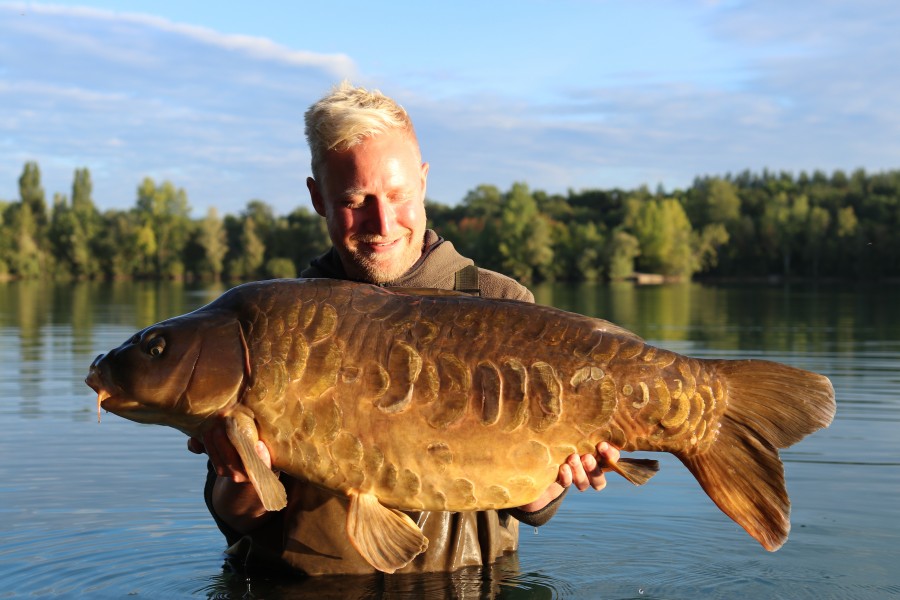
{"left": 534, "top": 280, "right": 900, "bottom": 355}
{"left": 1, "top": 280, "right": 899, "bottom": 598}
{"left": 199, "top": 554, "right": 566, "bottom": 599}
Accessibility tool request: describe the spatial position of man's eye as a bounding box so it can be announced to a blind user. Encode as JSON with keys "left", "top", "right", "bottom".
{"left": 391, "top": 192, "right": 415, "bottom": 204}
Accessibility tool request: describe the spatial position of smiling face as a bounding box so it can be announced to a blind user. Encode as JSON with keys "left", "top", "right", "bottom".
{"left": 307, "top": 129, "right": 429, "bottom": 284}
{"left": 85, "top": 311, "right": 247, "bottom": 435}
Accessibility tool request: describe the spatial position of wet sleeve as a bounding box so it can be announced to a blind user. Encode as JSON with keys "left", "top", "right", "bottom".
{"left": 203, "top": 460, "right": 245, "bottom": 547}
{"left": 504, "top": 487, "right": 569, "bottom": 527}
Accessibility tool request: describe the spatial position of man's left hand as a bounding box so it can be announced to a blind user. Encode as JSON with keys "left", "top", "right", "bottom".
{"left": 515, "top": 442, "right": 620, "bottom": 513}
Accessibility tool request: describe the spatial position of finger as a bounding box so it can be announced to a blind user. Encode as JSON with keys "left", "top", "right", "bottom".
{"left": 596, "top": 442, "right": 620, "bottom": 472}
{"left": 205, "top": 428, "right": 248, "bottom": 483}
{"left": 568, "top": 453, "right": 591, "bottom": 491}
{"left": 556, "top": 462, "right": 573, "bottom": 488}
{"left": 255, "top": 440, "right": 272, "bottom": 470}
{"left": 579, "top": 452, "right": 608, "bottom": 491}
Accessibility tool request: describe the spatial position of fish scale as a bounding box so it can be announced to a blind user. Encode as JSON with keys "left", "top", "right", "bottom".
{"left": 86, "top": 278, "right": 835, "bottom": 573}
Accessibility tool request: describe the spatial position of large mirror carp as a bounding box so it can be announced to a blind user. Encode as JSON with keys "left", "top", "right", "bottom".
{"left": 86, "top": 278, "right": 835, "bottom": 573}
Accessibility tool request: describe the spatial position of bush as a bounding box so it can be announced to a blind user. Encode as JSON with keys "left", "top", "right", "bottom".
{"left": 264, "top": 257, "right": 297, "bottom": 279}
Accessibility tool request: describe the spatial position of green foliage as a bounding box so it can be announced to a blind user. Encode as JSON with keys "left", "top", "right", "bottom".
{"left": 227, "top": 215, "right": 266, "bottom": 280}
{"left": 194, "top": 207, "right": 228, "bottom": 280}
{"left": 19, "top": 162, "right": 48, "bottom": 231}
{"left": 134, "top": 178, "right": 192, "bottom": 279}
{"left": 4, "top": 161, "right": 900, "bottom": 283}
{"left": 498, "top": 183, "right": 554, "bottom": 285}
{"left": 625, "top": 195, "right": 696, "bottom": 277}
{"left": 606, "top": 229, "right": 640, "bottom": 280}
{"left": 264, "top": 257, "right": 297, "bottom": 279}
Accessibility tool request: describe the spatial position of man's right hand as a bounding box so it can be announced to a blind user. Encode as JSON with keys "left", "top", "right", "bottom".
{"left": 188, "top": 421, "right": 274, "bottom": 482}
{"left": 188, "top": 421, "right": 277, "bottom": 534}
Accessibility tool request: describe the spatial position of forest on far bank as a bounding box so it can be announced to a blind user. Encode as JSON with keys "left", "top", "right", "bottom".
{"left": 1, "top": 161, "right": 897, "bottom": 284}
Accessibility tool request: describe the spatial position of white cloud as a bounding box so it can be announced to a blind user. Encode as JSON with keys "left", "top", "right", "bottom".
{"left": 7, "top": 2, "right": 356, "bottom": 76}
{"left": 0, "top": 2, "right": 356, "bottom": 212}
{"left": 1, "top": 0, "right": 898, "bottom": 214}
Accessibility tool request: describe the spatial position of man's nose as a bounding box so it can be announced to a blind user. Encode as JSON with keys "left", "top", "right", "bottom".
{"left": 366, "top": 197, "right": 395, "bottom": 236}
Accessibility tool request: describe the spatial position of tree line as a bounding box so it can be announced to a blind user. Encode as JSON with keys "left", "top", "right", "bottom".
{"left": 1, "top": 162, "right": 329, "bottom": 281}
{"left": 1, "top": 161, "right": 897, "bottom": 283}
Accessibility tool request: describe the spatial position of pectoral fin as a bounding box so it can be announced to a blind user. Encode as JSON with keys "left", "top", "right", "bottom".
{"left": 610, "top": 457, "right": 660, "bottom": 486}
{"left": 346, "top": 490, "right": 429, "bottom": 573}
{"left": 225, "top": 414, "right": 287, "bottom": 511}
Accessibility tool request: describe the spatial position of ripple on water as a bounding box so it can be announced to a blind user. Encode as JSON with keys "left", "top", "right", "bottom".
{"left": 0, "top": 513, "right": 221, "bottom": 598}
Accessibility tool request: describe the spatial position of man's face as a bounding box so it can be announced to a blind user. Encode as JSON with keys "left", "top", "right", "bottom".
{"left": 308, "top": 129, "right": 429, "bottom": 283}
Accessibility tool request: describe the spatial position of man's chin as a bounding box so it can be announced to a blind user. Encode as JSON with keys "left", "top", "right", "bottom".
{"left": 354, "top": 252, "right": 417, "bottom": 284}
{"left": 357, "top": 262, "right": 408, "bottom": 284}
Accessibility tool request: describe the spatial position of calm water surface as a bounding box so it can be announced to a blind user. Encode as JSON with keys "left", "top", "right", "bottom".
{"left": 0, "top": 281, "right": 897, "bottom": 599}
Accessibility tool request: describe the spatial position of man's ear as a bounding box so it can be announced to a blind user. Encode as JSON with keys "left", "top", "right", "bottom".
{"left": 420, "top": 162, "right": 430, "bottom": 198}
{"left": 307, "top": 177, "right": 326, "bottom": 217}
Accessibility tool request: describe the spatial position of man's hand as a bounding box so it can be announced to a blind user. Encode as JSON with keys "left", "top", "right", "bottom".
{"left": 558, "top": 441, "right": 620, "bottom": 492}
{"left": 516, "top": 442, "right": 620, "bottom": 513}
{"left": 187, "top": 421, "right": 273, "bottom": 482}
{"left": 188, "top": 420, "right": 276, "bottom": 534}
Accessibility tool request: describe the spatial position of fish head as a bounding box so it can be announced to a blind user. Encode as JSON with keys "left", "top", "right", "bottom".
{"left": 85, "top": 308, "right": 249, "bottom": 434}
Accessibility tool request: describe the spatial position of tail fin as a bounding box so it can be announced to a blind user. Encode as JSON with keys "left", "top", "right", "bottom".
{"left": 678, "top": 359, "right": 835, "bottom": 551}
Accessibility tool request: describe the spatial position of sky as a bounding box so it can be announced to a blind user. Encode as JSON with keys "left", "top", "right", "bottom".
{"left": 2, "top": 0, "right": 899, "bottom": 217}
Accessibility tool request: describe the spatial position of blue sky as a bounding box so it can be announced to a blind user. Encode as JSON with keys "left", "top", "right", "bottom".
{"left": 2, "top": 1, "right": 899, "bottom": 216}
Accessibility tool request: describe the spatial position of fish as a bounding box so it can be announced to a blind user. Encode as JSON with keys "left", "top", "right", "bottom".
{"left": 85, "top": 278, "right": 835, "bottom": 573}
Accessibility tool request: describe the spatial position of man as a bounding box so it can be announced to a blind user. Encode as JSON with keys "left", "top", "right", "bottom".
{"left": 191, "top": 82, "right": 619, "bottom": 575}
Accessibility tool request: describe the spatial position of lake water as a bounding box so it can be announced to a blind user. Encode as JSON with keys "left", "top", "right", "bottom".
{"left": 1, "top": 280, "right": 897, "bottom": 599}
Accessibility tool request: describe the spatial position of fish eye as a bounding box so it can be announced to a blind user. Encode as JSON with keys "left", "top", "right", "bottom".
{"left": 146, "top": 337, "right": 166, "bottom": 357}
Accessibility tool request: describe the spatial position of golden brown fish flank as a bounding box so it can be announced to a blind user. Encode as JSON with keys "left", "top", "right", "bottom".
{"left": 86, "top": 278, "right": 835, "bottom": 573}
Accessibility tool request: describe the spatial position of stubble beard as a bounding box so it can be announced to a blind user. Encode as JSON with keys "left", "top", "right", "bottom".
{"left": 345, "top": 232, "right": 421, "bottom": 284}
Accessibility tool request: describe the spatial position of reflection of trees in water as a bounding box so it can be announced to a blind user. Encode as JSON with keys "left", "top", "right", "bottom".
{"left": 1, "top": 280, "right": 895, "bottom": 419}
{"left": 1, "top": 280, "right": 227, "bottom": 419}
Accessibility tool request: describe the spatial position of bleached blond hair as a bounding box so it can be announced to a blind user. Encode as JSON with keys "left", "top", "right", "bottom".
{"left": 304, "top": 81, "right": 420, "bottom": 179}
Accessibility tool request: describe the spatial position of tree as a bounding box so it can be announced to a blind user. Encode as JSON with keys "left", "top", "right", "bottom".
{"left": 227, "top": 216, "right": 266, "bottom": 279}
{"left": 760, "top": 192, "right": 809, "bottom": 276}
{"left": 0, "top": 201, "right": 10, "bottom": 277}
{"left": 563, "top": 221, "right": 605, "bottom": 282}
{"left": 12, "top": 162, "right": 50, "bottom": 277}
{"left": 282, "top": 207, "right": 331, "bottom": 272}
{"left": 196, "top": 207, "right": 228, "bottom": 280}
{"left": 6, "top": 203, "right": 43, "bottom": 278}
{"left": 691, "top": 177, "right": 741, "bottom": 227}
{"left": 455, "top": 185, "right": 504, "bottom": 270}
{"left": 94, "top": 210, "right": 142, "bottom": 279}
{"left": 606, "top": 229, "right": 640, "bottom": 280}
{"left": 18, "top": 162, "right": 48, "bottom": 230}
{"left": 804, "top": 205, "right": 831, "bottom": 277}
{"left": 49, "top": 192, "right": 93, "bottom": 279}
{"left": 626, "top": 196, "right": 697, "bottom": 277}
{"left": 69, "top": 168, "right": 101, "bottom": 277}
{"left": 135, "top": 177, "right": 191, "bottom": 278}
{"left": 497, "top": 183, "right": 554, "bottom": 284}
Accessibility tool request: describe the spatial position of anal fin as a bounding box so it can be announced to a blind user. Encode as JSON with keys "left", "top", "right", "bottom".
{"left": 346, "top": 490, "right": 428, "bottom": 573}
{"left": 225, "top": 414, "right": 287, "bottom": 511}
